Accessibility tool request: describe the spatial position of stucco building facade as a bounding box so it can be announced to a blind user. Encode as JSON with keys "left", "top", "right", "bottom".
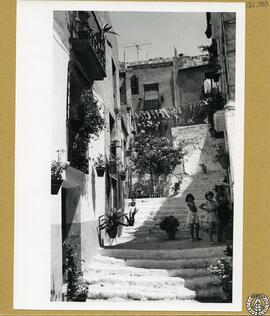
{"left": 51, "top": 11, "right": 134, "bottom": 301}
{"left": 120, "top": 54, "right": 211, "bottom": 138}
{"left": 205, "top": 12, "right": 236, "bottom": 197}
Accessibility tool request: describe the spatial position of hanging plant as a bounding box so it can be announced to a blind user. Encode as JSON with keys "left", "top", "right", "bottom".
{"left": 94, "top": 154, "right": 106, "bottom": 177}
{"left": 72, "top": 90, "right": 105, "bottom": 173}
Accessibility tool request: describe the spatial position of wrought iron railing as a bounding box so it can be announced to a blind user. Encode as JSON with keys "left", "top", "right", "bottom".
{"left": 70, "top": 11, "right": 105, "bottom": 71}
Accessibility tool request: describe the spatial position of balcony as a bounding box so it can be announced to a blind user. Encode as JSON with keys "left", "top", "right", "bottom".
{"left": 70, "top": 11, "right": 106, "bottom": 81}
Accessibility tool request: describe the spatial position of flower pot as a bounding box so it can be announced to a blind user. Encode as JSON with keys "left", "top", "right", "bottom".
{"left": 96, "top": 166, "right": 105, "bottom": 177}
{"left": 166, "top": 230, "right": 176, "bottom": 240}
{"left": 218, "top": 154, "right": 230, "bottom": 169}
{"left": 120, "top": 173, "right": 126, "bottom": 181}
{"left": 51, "top": 179, "right": 63, "bottom": 195}
{"left": 107, "top": 227, "right": 118, "bottom": 238}
{"left": 109, "top": 165, "right": 117, "bottom": 174}
{"left": 136, "top": 189, "right": 142, "bottom": 198}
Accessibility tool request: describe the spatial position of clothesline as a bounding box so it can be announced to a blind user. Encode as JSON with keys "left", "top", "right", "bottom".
{"left": 135, "top": 100, "right": 209, "bottom": 121}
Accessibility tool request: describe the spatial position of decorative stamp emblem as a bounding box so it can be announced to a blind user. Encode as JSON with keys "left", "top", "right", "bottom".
{"left": 247, "top": 294, "right": 270, "bottom": 316}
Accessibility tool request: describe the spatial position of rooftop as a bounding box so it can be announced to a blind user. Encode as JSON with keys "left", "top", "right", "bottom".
{"left": 120, "top": 54, "right": 209, "bottom": 71}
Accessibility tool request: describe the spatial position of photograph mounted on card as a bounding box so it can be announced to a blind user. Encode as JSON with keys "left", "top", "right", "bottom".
{"left": 14, "top": 0, "right": 245, "bottom": 312}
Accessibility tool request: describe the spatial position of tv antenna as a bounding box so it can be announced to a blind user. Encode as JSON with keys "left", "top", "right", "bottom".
{"left": 123, "top": 41, "right": 151, "bottom": 62}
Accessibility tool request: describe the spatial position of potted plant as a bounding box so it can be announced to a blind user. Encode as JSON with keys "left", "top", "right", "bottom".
{"left": 125, "top": 201, "right": 138, "bottom": 226}
{"left": 159, "top": 216, "right": 180, "bottom": 240}
{"left": 97, "top": 210, "right": 128, "bottom": 239}
{"left": 51, "top": 160, "right": 67, "bottom": 194}
{"left": 94, "top": 154, "right": 106, "bottom": 177}
{"left": 208, "top": 259, "right": 232, "bottom": 302}
{"left": 73, "top": 278, "right": 89, "bottom": 302}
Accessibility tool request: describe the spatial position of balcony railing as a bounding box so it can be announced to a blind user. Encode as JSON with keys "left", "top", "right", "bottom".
{"left": 70, "top": 11, "right": 106, "bottom": 81}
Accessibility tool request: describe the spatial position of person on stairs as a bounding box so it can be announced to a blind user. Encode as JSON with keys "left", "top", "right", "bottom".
{"left": 199, "top": 191, "right": 220, "bottom": 245}
{"left": 215, "top": 185, "right": 231, "bottom": 242}
{"left": 185, "top": 194, "right": 202, "bottom": 241}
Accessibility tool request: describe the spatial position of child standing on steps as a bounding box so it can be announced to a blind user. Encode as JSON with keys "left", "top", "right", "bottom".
{"left": 199, "top": 191, "right": 219, "bottom": 244}
{"left": 185, "top": 194, "right": 202, "bottom": 241}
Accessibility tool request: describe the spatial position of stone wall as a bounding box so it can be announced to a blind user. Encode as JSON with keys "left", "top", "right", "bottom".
{"left": 172, "top": 124, "right": 224, "bottom": 175}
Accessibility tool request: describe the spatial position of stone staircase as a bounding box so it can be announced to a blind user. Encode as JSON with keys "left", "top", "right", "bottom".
{"left": 120, "top": 172, "right": 225, "bottom": 240}
{"left": 84, "top": 125, "right": 230, "bottom": 303}
{"left": 85, "top": 246, "right": 229, "bottom": 302}
{"left": 85, "top": 171, "right": 229, "bottom": 303}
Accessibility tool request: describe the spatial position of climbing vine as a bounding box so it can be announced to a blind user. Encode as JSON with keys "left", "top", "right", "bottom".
{"left": 71, "top": 89, "right": 105, "bottom": 173}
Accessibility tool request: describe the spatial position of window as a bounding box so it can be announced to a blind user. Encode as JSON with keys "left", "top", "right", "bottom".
{"left": 131, "top": 75, "right": 139, "bottom": 95}
{"left": 143, "top": 83, "right": 160, "bottom": 111}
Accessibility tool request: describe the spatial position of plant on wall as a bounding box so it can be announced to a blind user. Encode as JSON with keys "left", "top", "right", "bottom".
{"left": 96, "top": 23, "right": 119, "bottom": 48}
{"left": 94, "top": 154, "right": 106, "bottom": 177}
{"left": 51, "top": 159, "right": 68, "bottom": 194}
{"left": 72, "top": 90, "right": 105, "bottom": 173}
{"left": 63, "top": 240, "right": 89, "bottom": 302}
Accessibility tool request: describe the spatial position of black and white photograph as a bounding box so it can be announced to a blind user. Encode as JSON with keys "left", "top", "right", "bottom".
{"left": 14, "top": 1, "right": 245, "bottom": 311}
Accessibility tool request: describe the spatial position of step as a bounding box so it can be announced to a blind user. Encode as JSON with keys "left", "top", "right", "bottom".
{"left": 185, "top": 275, "right": 221, "bottom": 290}
{"left": 86, "top": 264, "right": 170, "bottom": 277}
{"left": 126, "top": 215, "right": 207, "bottom": 224}
{"left": 196, "top": 286, "right": 226, "bottom": 300}
{"left": 126, "top": 257, "right": 229, "bottom": 270}
{"left": 119, "top": 230, "right": 204, "bottom": 238}
{"left": 85, "top": 274, "right": 185, "bottom": 288}
{"left": 100, "top": 247, "right": 226, "bottom": 260}
{"left": 126, "top": 203, "right": 212, "bottom": 212}
{"left": 133, "top": 211, "right": 207, "bottom": 219}
{"left": 92, "top": 255, "right": 230, "bottom": 270}
{"left": 87, "top": 284, "right": 195, "bottom": 301}
{"left": 129, "top": 217, "right": 208, "bottom": 226}
{"left": 86, "top": 265, "right": 212, "bottom": 278}
{"left": 86, "top": 298, "right": 200, "bottom": 303}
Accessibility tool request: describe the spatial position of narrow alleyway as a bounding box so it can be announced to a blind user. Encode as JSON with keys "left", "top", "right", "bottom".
{"left": 84, "top": 125, "right": 231, "bottom": 302}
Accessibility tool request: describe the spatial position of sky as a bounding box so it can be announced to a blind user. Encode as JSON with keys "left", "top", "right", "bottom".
{"left": 109, "top": 12, "right": 211, "bottom": 63}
